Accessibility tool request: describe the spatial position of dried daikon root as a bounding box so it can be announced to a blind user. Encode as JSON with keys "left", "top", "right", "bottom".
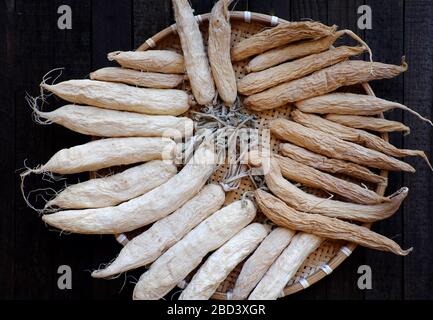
{"left": 279, "top": 143, "right": 387, "bottom": 184}
{"left": 244, "top": 60, "right": 408, "bottom": 111}
{"left": 179, "top": 223, "right": 270, "bottom": 300}
{"left": 133, "top": 199, "right": 257, "bottom": 300}
{"left": 255, "top": 190, "right": 412, "bottom": 256}
{"left": 238, "top": 46, "right": 365, "bottom": 95}
{"left": 325, "top": 114, "right": 411, "bottom": 134}
{"left": 232, "top": 227, "right": 295, "bottom": 300}
{"left": 292, "top": 110, "right": 432, "bottom": 169}
{"left": 173, "top": 0, "right": 215, "bottom": 105}
{"left": 231, "top": 21, "right": 337, "bottom": 62}
{"left": 270, "top": 118, "right": 415, "bottom": 172}
{"left": 249, "top": 232, "right": 323, "bottom": 300}
{"left": 92, "top": 184, "right": 225, "bottom": 278}
{"left": 41, "top": 80, "right": 190, "bottom": 116}
{"left": 208, "top": 0, "right": 237, "bottom": 105}
{"left": 46, "top": 160, "right": 177, "bottom": 209}
{"left": 41, "top": 142, "right": 217, "bottom": 234}
{"left": 90, "top": 67, "right": 184, "bottom": 88}
{"left": 108, "top": 50, "right": 185, "bottom": 74}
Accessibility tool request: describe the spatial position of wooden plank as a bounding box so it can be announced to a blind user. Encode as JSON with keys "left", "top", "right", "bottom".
{"left": 291, "top": 0, "right": 328, "bottom": 23}
{"left": 248, "top": 0, "right": 290, "bottom": 20}
{"left": 0, "top": 0, "right": 16, "bottom": 300}
{"left": 363, "top": 0, "right": 405, "bottom": 300}
{"left": 189, "top": 0, "right": 213, "bottom": 14}
{"left": 403, "top": 0, "right": 433, "bottom": 300}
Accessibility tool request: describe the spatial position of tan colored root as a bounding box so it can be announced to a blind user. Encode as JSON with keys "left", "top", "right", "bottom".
{"left": 208, "top": 0, "right": 237, "bottom": 105}
{"left": 251, "top": 155, "right": 407, "bottom": 222}
{"left": 231, "top": 21, "right": 337, "bottom": 62}
{"left": 270, "top": 118, "right": 415, "bottom": 172}
{"left": 173, "top": 0, "right": 216, "bottom": 105}
{"left": 295, "top": 92, "right": 432, "bottom": 127}
{"left": 292, "top": 110, "right": 432, "bottom": 170}
{"left": 325, "top": 114, "right": 411, "bottom": 134}
{"left": 279, "top": 143, "right": 387, "bottom": 184}
{"left": 90, "top": 67, "right": 183, "bottom": 88}
{"left": 255, "top": 190, "right": 412, "bottom": 256}
{"left": 238, "top": 45, "right": 365, "bottom": 95}
{"left": 107, "top": 50, "right": 185, "bottom": 74}
{"left": 244, "top": 60, "right": 408, "bottom": 111}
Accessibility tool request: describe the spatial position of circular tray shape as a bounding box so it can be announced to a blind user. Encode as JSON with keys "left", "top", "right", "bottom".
{"left": 118, "top": 11, "right": 388, "bottom": 299}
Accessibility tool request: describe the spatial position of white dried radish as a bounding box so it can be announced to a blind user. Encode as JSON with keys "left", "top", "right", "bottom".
{"left": 41, "top": 142, "right": 217, "bottom": 234}
{"left": 133, "top": 199, "right": 257, "bottom": 300}
{"left": 249, "top": 232, "right": 324, "bottom": 300}
{"left": 232, "top": 227, "right": 295, "bottom": 300}
{"left": 41, "top": 80, "right": 190, "bottom": 116}
{"left": 46, "top": 161, "right": 177, "bottom": 209}
{"left": 92, "top": 184, "right": 225, "bottom": 278}
{"left": 179, "top": 223, "right": 270, "bottom": 300}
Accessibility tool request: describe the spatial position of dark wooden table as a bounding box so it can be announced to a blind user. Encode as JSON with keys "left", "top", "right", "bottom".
{"left": 1, "top": 0, "right": 432, "bottom": 300}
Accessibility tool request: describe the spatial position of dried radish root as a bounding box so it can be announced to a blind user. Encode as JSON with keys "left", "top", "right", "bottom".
{"left": 41, "top": 142, "right": 217, "bottom": 234}
{"left": 31, "top": 104, "right": 193, "bottom": 139}
{"left": 292, "top": 110, "right": 432, "bottom": 170}
{"left": 296, "top": 92, "right": 433, "bottom": 127}
{"left": 255, "top": 190, "right": 413, "bottom": 256}
{"left": 46, "top": 161, "right": 177, "bottom": 209}
{"left": 238, "top": 46, "right": 366, "bottom": 95}
{"left": 275, "top": 154, "right": 388, "bottom": 204}
{"left": 249, "top": 232, "right": 323, "bottom": 300}
{"left": 133, "top": 199, "right": 257, "bottom": 300}
{"left": 41, "top": 80, "right": 190, "bottom": 116}
{"left": 231, "top": 21, "right": 337, "bottom": 62}
{"left": 244, "top": 60, "right": 408, "bottom": 111}
{"left": 90, "top": 67, "right": 184, "bottom": 89}
{"left": 279, "top": 143, "right": 387, "bottom": 185}
{"left": 22, "top": 137, "right": 175, "bottom": 175}
{"left": 250, "top": 155, "right": 408, "bottom": 223}
{"left": 232, "top": 227, "right": 295, "bottom": 300}
{"left": 108, "top": 50, "right": 185, "bottom": 74}
{"left": 173, "top": 0, "right": 215, "bottom": 105}
{"left": 179, "top": 223, "right": 270, "bottom": 300}
{"left": 325, "top": 114, "right": 411, "bottom": 134}
{"left": 208, "top": 0, "right": 237, "bottom": 105}
{"left": 270, "top": 118, "right": 415, "bottom": 172}
{"left": 92, "top": 184, "right": 225, "bottom": 278}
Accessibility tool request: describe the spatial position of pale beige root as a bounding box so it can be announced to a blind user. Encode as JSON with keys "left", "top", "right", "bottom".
{"left": 252, "top": 156, "right": 407, "bottom": 223}
{"left": 232, "top": 227, "right": 295, "bottom": 300}
{"left": 173, "top": 0, "right": 215, "bottom": 105}
{"left": 92, "top": 184, "right": 225, "bottom": 278}
{"left": 292, "top": 110, "right": 432, "bottom": 170}
{"left": 41, "top": 142, "right": 217, "bottom": 234}
{"left": 46, "top": 161, "right": 177, "bottom": 209}
{"left": 255, "top": 190, "right": 413, "bottom": 256}
{"left": 279, "top": 143, "right": 387, "bottom": 184}
{"left": 179, "top": 223, "right": 270, "bottom": 300}
{"left": 296, "top": 92, "right": 433, "bottom": 127}
{"left": 208, "top": 0, "right": 237, "bottom": 105}
{"left": 325, "top": 114, "right": 410, "bottom": 134}
{"left": 41, "top": 80, "right": 190, "bottom": 116}
{"left": 90, "top": 67, "right": 183, "bottom": 88}
{"left": 26, "top": 137, "right": 175, "bottom": 175}
{"left": 246, "top": 32, "right": 342, "bottom": 73}
{"left": 34, "top": 104, "right": 193, "bottom": 139}
{"left": 275, "top": 154, "right": 388, "bottom": 204}
{"left": 132, "top": 199, "right": 257, "bottom": 300}
{"left": 231, "top": 21, "right": 337, "bottom": 62}
{"left": 244, "top": 60, "right": 408, "bottom": 111}
{"left": 238, "top": 46, "right": 366, "bottom": 95}
{"left": 249, "top": 232, "right": 323, "bottom": 300}
{"left": 270, "top": 118, "right": 415, "bottom": 172}
{"left": 107, "top": 50, "right": 185, "bottom": 74}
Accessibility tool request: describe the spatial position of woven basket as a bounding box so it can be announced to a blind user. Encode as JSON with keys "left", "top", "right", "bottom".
{"left": 108, "top": 11, "right": 389, "bottom": 299}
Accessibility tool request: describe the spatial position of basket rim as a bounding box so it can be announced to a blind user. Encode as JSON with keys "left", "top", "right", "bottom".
{"left": 132, "top": 10, "right": 389, "bottom": 299}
